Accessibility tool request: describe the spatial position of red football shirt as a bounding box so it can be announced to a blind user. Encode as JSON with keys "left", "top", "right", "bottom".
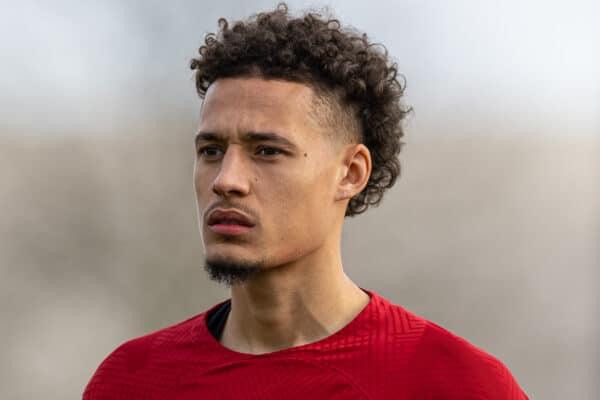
{"left": 83, "top": 290, "right": 528, "bottom": 399}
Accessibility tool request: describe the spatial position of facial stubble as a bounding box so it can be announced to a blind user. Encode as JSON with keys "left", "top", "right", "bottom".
{"left": 204, "top": 256, "right": 264, "bottom": 287}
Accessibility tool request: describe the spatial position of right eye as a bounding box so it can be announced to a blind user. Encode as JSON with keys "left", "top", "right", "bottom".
{"left": 198, "top": 146, "right": 224, "bottom": 159}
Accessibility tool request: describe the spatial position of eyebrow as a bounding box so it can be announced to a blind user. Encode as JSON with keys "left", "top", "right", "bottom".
{"left": 194, "top": 131, "right": 298, "bottom": 150}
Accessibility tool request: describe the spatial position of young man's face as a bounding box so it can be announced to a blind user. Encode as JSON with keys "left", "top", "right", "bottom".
{"left": 194, "top": 77, "right": 346, "bottom": 279}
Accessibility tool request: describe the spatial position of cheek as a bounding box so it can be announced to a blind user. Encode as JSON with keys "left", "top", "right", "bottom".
{"left": 193, "top": 166, "right": 215, "bottom": 207}
{"left": 264, "top": 164, "right": 335, "bottom": 239}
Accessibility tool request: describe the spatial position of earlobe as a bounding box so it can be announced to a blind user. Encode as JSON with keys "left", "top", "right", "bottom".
{"left": 335, "top": 144, "right": 371, "bottom": 201}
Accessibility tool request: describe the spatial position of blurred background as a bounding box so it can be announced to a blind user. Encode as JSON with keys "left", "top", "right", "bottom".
{"left": 1, "top": 0, "right": 598, "bottom": 398}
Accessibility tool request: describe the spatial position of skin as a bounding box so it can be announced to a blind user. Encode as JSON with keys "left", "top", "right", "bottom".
{"left": 194, "top": 77, "right": 372, "bottom": 355}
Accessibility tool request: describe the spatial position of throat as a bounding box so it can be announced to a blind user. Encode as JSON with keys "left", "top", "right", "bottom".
{"left": 219, "top": 281, "right": 370, "bottom": 355}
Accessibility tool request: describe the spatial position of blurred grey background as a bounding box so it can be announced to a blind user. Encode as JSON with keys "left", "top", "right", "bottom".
{"left": 1, "top": 0, "right": 598, "bottom": 398}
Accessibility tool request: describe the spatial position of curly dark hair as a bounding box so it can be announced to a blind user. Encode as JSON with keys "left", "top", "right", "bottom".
{"left": 190, "top": 3, "right": 410, "bottom": 216}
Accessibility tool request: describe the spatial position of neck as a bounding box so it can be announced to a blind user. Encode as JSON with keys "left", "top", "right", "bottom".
{"left": 220, "top": 239, "right": 369, "bottom": 355}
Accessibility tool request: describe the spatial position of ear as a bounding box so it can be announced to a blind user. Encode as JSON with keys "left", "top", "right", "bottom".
{"left": 334, "top": 144, "right": 372, "bottom": 202}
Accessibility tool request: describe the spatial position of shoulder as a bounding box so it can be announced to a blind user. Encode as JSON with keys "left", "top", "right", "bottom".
{"left": 82, "top": 309, "right": 215, "bottom": 400}
{"left": 368, "top": 291, "right": 527, "bottom": 399}
{"left": 101, "top": 312, "right": 203, "bottom": 367}
{"left": 364, "top": 290, "right": 429, "bottom": 334}
{"left": 411, "top": 319, "right": 528, "bottom": 399}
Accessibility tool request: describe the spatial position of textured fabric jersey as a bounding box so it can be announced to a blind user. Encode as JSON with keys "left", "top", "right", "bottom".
{"left": 83, "top": 290, "right": 528, "bottom": 399}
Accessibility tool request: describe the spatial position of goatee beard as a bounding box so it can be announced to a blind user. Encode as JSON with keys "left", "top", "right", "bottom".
{"left": 204, "top": 258, "right": 263, "bottom": 286}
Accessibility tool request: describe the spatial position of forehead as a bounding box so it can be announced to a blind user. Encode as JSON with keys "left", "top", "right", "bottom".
{"left": 199, "top": 77, "right": 320, "bottom": 136}
{"left": 203, "top": 77, "right": 313, "bottom": 109}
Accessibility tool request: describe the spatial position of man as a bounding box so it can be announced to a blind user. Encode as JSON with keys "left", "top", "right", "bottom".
{"left": 84, "top": 4, "right": 528, "bottom": 399}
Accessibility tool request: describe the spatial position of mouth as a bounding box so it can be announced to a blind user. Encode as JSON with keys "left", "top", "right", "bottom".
{"left": 206, "top": 209, "right": 255, "bottom": 236}
{"left": 208, "top": 223, "right": 253, "bottom": 236}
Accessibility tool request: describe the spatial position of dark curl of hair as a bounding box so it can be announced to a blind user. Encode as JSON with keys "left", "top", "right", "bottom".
{"left": 190, "top": 3, "right": 410, "bottom": 216}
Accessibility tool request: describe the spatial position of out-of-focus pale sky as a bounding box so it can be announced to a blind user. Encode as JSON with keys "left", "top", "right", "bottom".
{"left": 1, "top": 0, "right": 598, "bottom": 136}
{"left": 1, "top": 2, "right": 598, "bottom": 399}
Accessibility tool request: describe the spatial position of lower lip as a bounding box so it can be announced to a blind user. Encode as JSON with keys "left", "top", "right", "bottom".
{"left": 209, "top": 224, "right": 253, "bottom": 235}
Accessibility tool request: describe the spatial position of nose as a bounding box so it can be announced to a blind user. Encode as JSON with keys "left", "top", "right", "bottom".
{"left": 212, "top": 146, "right": 250, "bottom": 198}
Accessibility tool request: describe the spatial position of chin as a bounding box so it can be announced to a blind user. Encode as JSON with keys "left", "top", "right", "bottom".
{"left": 204, "top": 243, "right": 250, "bottom": 261}
{"left": 204, "top": 254, "right": 265, "bottom": 286}
{"left": 204, "top": 245, "right": 262, "bottom": 266}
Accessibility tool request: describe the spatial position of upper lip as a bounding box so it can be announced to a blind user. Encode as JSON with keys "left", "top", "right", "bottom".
{"left": 207, "top": 209, "right": 255, "bottom": 227}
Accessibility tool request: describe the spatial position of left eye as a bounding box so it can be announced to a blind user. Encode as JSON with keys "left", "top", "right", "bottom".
{"left": 256, "top": 147, "right": 282, "bottom": 156}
